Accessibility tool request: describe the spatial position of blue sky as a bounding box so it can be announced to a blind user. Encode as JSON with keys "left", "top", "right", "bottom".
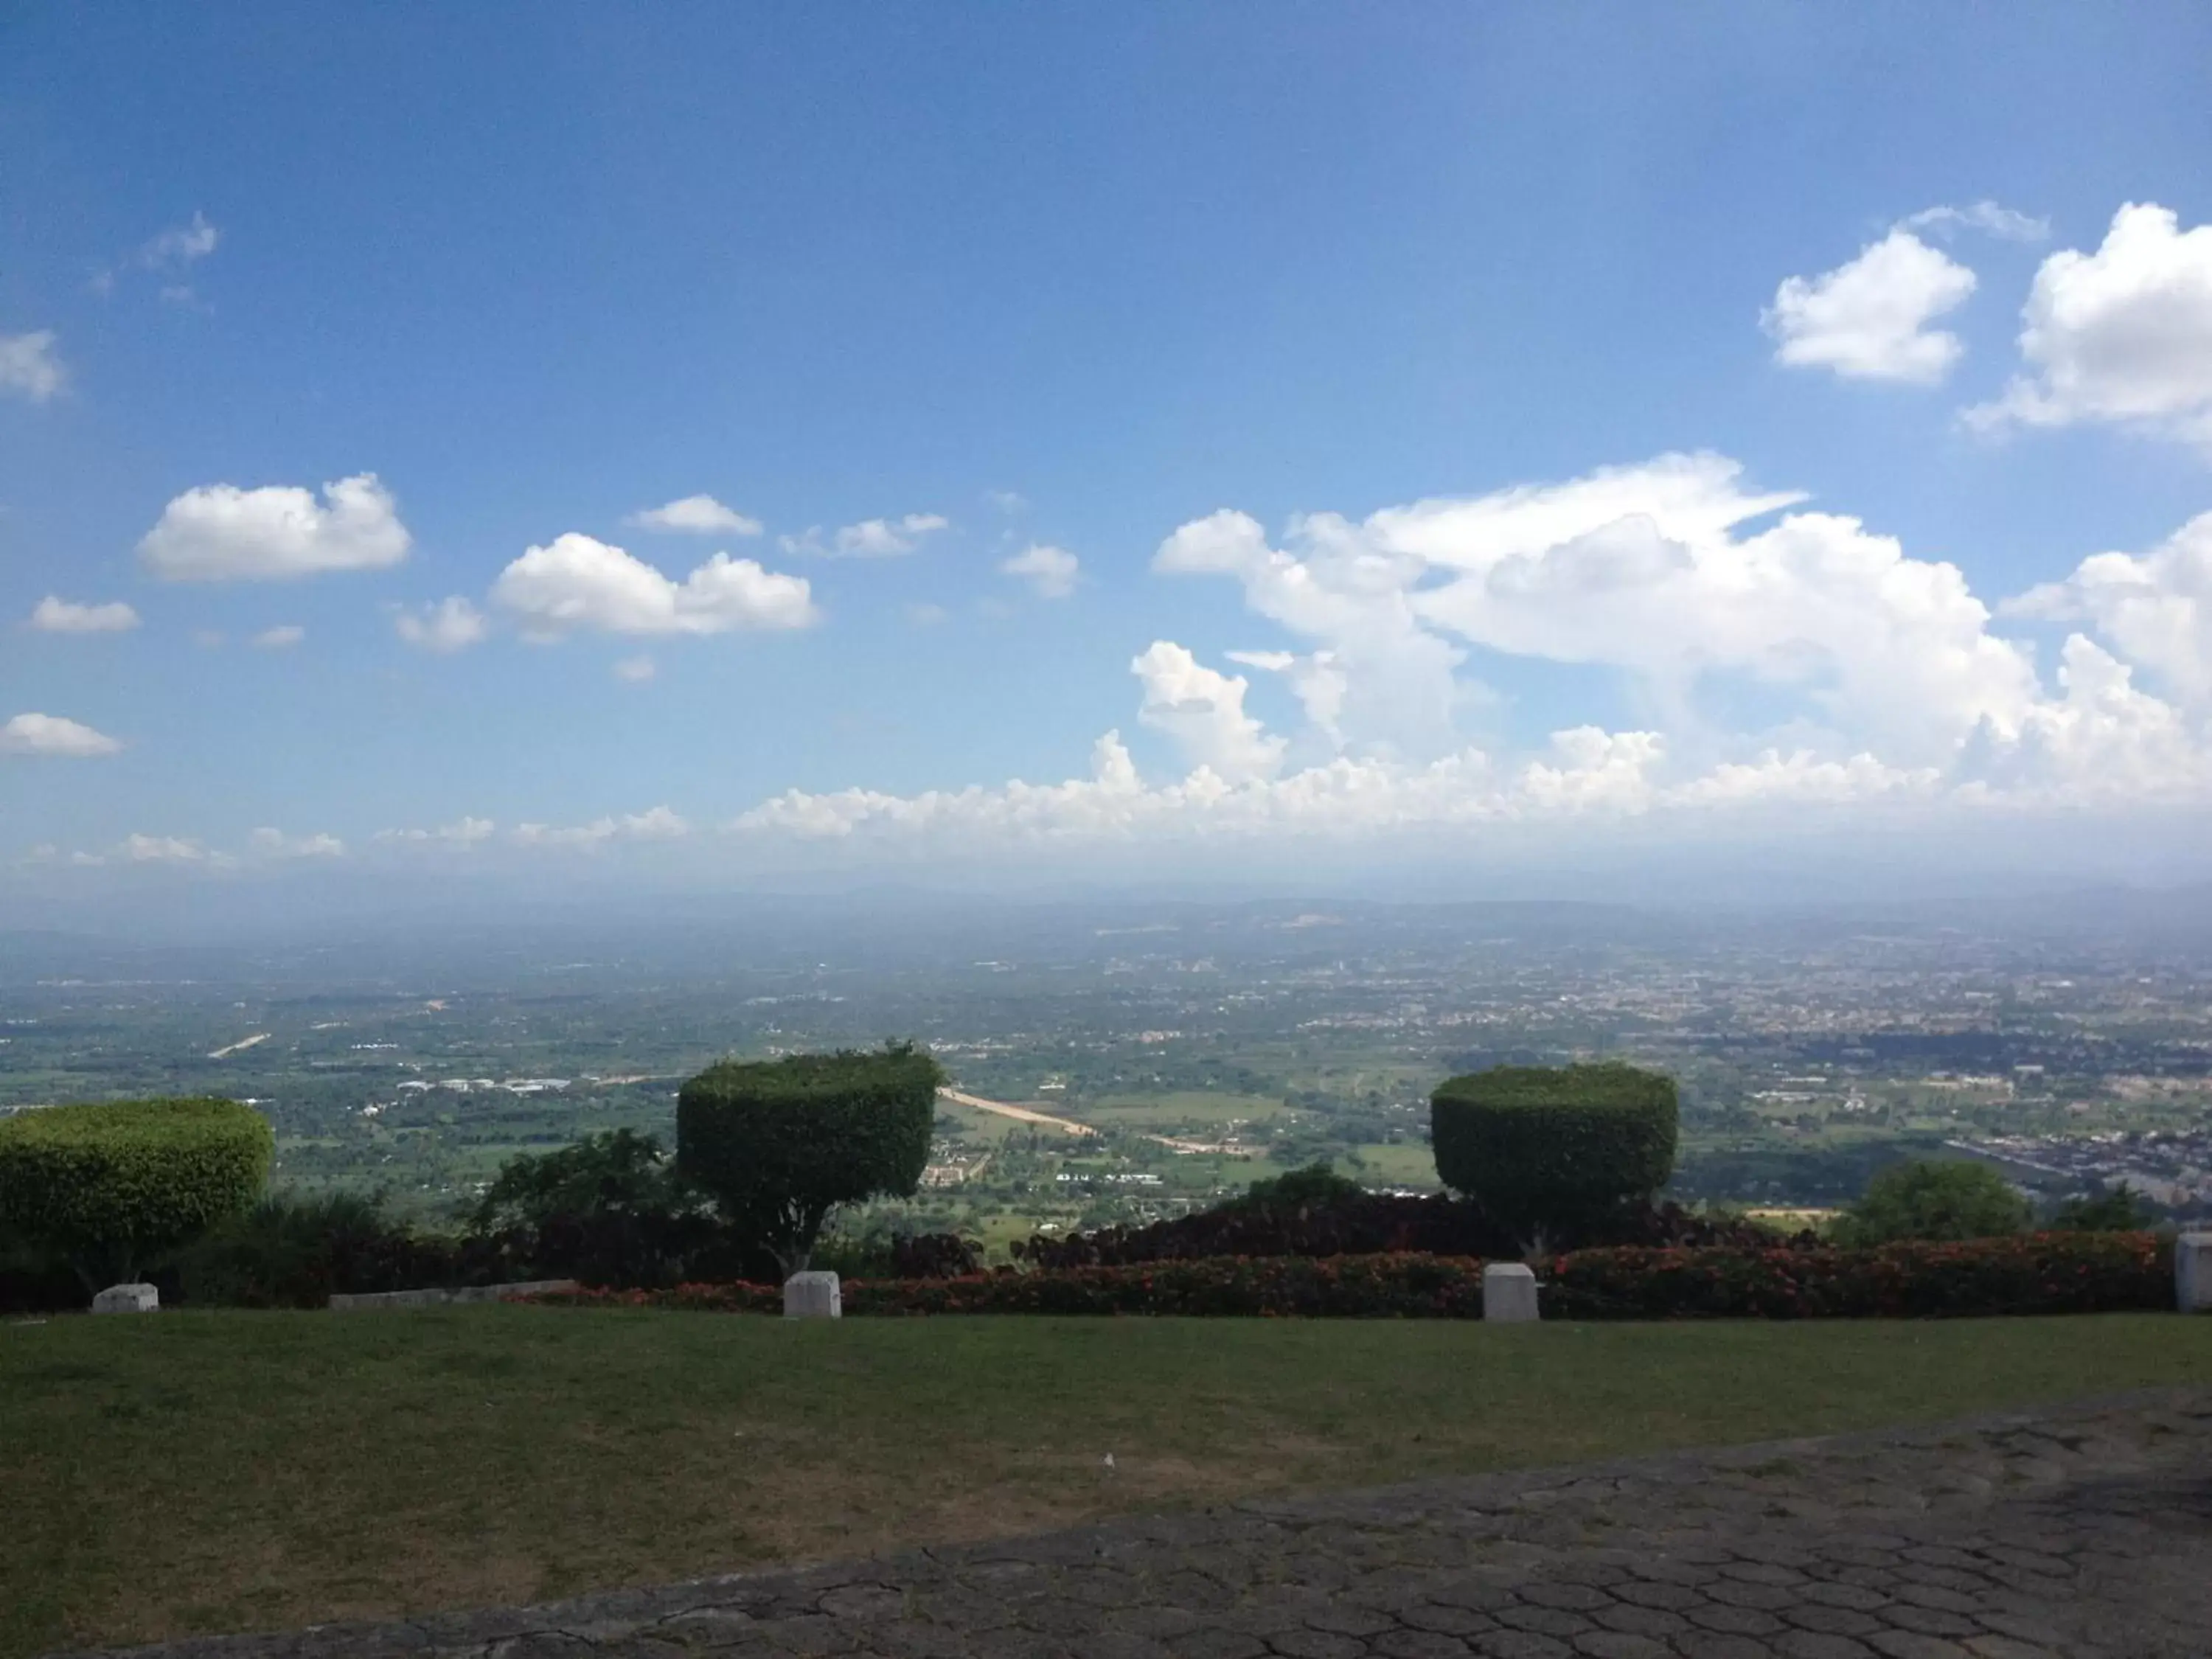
{"left": 5, "top": 4, "right": 2212, "bottom": 911}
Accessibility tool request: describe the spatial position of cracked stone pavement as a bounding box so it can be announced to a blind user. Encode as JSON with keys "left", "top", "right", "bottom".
{"left": 67, "top": 1387, "right": 2212, "bottom": 1659}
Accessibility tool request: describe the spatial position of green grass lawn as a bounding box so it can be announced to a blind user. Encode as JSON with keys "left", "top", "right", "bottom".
{"left": 5, "top": 1310, "right": 2208, "bottom": 1658}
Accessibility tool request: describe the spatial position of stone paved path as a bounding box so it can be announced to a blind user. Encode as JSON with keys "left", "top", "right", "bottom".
{"left": 75, "top": 1388, "right": 2212, "bottom": 1659}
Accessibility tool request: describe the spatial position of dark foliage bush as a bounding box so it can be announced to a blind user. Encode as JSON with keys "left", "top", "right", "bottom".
{"left": 1430, "top": 1062, "right": 1677, "bottom": 1231}
{"left": 888, "top": 1231, "right": 984, "bottom": 1278}
{"left": 0, "top": 1097, "right": 274, "bottom": 1286}
{"left": 173, "top": 1192, "right": 484, "bottom": 1308}
{"left": 1540, "top": 1231, "right": 2170, "bottom": 1319}
{"left": 470, "top": 1128, "right": 702, "bottom": 1233}
{"left": 810, "top": 1228, "right": 984, "bottom": 1280}
{"left": 1228, "top": 1161, "right": 1371, "bottom": 1212}
{"left": 0, "top": 1231, "right": 84, "bottom": 1315}
{"left": 2047, "top": 1180, "right": 2155, "bottom": 1233}
{"left": 165, "top": 1189, "right": 772, "bottom": 1307}
{"left": 1829, "top": 1158, "right": 2031, "bottom": 1247}
{"left": 677, "top": 1042, "right": 944, "bottom": 1276}
{"left": 463, "top": 1128, "right": 769, "bottom": 1288}
{"left": 1013, "top": 1181, "right": 1771, "bottom": 1269}
{"left": 537, "top": 1231, "right": 2167, "bottom": 1321}
{"left": 145, "top": 1120, "right": 982, "bottom": 1308}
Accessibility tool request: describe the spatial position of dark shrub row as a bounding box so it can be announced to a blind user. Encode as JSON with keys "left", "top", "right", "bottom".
{"left": 1013, "top": 1187, "right": 1791, "bottom": 1270}
{"left": 531, "top": 1231, "right": 2170, "bottom": 1320}
{"left": 1541, "top": 1231, "right": 2170, "bottom": 1320}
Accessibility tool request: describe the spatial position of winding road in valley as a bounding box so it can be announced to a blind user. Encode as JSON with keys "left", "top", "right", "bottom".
{"left": 936, "top": 1087, "right": 1099, "bottom": 1137}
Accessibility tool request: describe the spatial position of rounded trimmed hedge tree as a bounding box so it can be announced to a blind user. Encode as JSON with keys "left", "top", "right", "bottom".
{"left": 1430, "top": 1062, "right": 1677, "bottom": 1234}
{"left": 677, "top": 1042, "right": 944, "bottom": 1279}
{"left": 0, "top": 1096, "right": 274, "bottom": 1287}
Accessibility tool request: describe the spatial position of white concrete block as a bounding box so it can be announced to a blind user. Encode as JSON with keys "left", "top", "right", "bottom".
{"left": 784, "top": 1270, "right": 843, "bottom": 1319}
{"left": 2179, "top": 1232, "right": 2212, "bottom": 1314}
{"left": 1482, "top": 1262, "right": 1540, "bottom": 1324}
{"left": 91, "top": 1282, "right": 159, "bottom": 1315}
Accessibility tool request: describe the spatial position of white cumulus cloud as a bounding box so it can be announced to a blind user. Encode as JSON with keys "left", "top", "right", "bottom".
{"left": 29, "top": 597, "right": 140, "bottom": 634}
{"left": 135, "top": 212, "right": 220, "bottom": 272}
{"left": 510, "top": 807, "right": 690, "bottom": 849}
{"left": 625, "top": 495, "right": 763, "bottom": 536}
{"left": 1957, "top": 635, "right": 2212, "bottom": 803}
{"left": 728, "top": 721, "right": 1937, "bottom": 849}
{"left": 1159, "top": 454, "right": 2039, "bottom": 770}
{"left": 0, "top": 331, "right": 66, "bottom": 402}
{"left": 613, "top": 655, "right": 657, "bottom": 682}
{"left": 124, "top": 834, "right": 229, "bottom": 866}
{"left": 394, "top": 597, "right": 489, "bottom": 653}
{"left": 249, "top": 827, "right": 345, "bottom": 859}
{"left": 93, "top": 213, "right": 221, "bottom": 300}
{"left": 252, "top": 625, "right": 305, "bottom": 650}
{"left": 1156, "top": 508, "right": 1464, "bottom": 759}
{"left": 2004, "top": 511, "right": 2212, "bottom": 703}
{"left": 1, "top": 712, "right": 122, "bottom": 757}
{"left": 491, "top": 534, "right": 818, "bottom": 638}
{"left": 1131, "top": 641, "right": 1286, "bottom": 782}
{"left": 723, "top": 454, "right": 2212, "bottom": 855}
{"left": 1899, "top": 201, "right": 2050, "bottom": 243}
{"left": 999, "top": 543, "right": 1081, "bottom": 599}
{"left": 780, "top": 513, "right": 949, "bottom": 558}
{"left": 374, "top": 816, "right": 498, "bottom": 847}
{"left": 1764, "top": 228, "right": 1978, "bottom": 383}
{"left": 1964, "top": 203, "right": 2212, "bottom": 448}
{"left": 139, "top": 473, "right": 411, "bottom": 581}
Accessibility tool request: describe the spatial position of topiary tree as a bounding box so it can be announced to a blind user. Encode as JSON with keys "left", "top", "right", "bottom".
{"left": 0, "top": 1097, "right": 274, "bottom": 1288}
{"left": 1430, "top": 1062, "right": 1677, "bottom": 1235}
{"left": 1831, "top": 1158, "right": 2031, "bottom": 1247}
{"left": 677, "top": 1042, "right": 944, "bottom": 1279}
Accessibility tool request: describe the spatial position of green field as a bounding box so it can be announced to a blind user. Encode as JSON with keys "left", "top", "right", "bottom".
{"left": 1080, "top": 1091, "right": 1289, "bottom": 1127}
{"left": 1341, "top": 1141, "right": 1445, "bottom": 1187}
{"left": 6, "top": 1309, "right": 2209, "bottom": 1658}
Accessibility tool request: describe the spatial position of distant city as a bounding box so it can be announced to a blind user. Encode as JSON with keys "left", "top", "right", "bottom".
{"left": 5, "top": 892, "right": 2209, "bottom": 1245}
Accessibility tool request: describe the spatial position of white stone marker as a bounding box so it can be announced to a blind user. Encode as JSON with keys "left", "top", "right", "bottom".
{"left": 91, "top": 1282, "right": 159, "bottom": 1315}
{"left": 2179, "top": 1233, "right": 2212, "bottom": 1314}
{"left": 1482, "top": 1262, "right": 1540, "bottom": 1323}
{"left": 783, "top": 1270, "right": 842, "bottom": 1319}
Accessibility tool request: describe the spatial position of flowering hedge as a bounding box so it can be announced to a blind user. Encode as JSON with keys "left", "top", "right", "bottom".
{"left": 1539, "top": 1231, "right": 2171, "bottom": 1321}
{"left": 526, "top": 1232, "right": 2170, "bottom": 1321}
{"left": 535, "top": 1252, "right": 1489, "bottom": 1318}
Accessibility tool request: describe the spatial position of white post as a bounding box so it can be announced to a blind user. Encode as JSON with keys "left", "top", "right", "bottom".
{"left": 91, "top": 1283, "right": 159, "bottom": 1314}
{"left": 783, "top": 1270, "right": 842, "bottom": 1319}
{"left": 1482, "top": 1262, "right": 1540, "bottom": 1323}
{"left": 2179, "top": 1233, "right": 2212, "bottom": 1313}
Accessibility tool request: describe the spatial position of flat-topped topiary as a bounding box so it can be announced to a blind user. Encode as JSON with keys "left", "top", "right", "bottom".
{"left": 0, "top": 1096, "right": 273, "bottom": 1288}
{"left": 677, "top": 1043, "right": 944, "bottom": 1279}
{"left": 1430, "top": 1061, "right": 1677, "bottom": 1232}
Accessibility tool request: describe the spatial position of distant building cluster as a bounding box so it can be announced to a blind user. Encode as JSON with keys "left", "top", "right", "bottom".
{"left": 1951, "top": 1128, "right": 2212, "bottom": 1211}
